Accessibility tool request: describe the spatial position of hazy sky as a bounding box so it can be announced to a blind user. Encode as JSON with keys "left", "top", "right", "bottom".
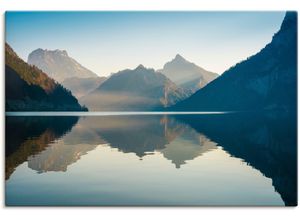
{"left": 6, "top": 12, "right": 285, "bottom": 76}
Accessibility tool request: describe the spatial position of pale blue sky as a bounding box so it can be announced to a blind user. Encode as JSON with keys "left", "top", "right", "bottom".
{"left": 6, "top": 12, "right": 285, "bottom": 76}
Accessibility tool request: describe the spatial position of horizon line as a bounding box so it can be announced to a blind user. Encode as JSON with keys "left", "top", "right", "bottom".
{"left": 5, "top": 111, "right": 231, "bottom": 116}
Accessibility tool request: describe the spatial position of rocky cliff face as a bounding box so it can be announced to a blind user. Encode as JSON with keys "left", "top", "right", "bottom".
{"left": 28, "top": 48, "right": 98, "bottom": 82}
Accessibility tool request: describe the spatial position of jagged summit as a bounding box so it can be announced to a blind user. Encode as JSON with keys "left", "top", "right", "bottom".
{"left": 173, "top": 54, "right": 186, "bottom": 62}
{"left": 28, "top": 48, "right": 98, "bottom": 82}
{"left": 31, "top": 48, "right": 68, "bottom": 55}
{"left": 53, "top": 49, "right": 68, "bottom": 56}
{"left": 32, "top": 48, "right": 43, "bottom": 53}
{"left": 159, "top": 54, "right": 218, "bottom": 92}
{"left": 135, "top": 64, "right": 146, "bottom": 70}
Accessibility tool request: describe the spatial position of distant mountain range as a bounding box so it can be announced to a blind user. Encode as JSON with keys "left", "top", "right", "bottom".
{"left": 159, "top": 54, "right": 218, "bottom": 92}
{"left": 172, "top": 12, "right": 297, "bottom": 112}
{"left": 27, "top": 48, "right": 105, "bottom": 98}
{"left": 80, "top": 65, "right": 189, "bottom": 111}
{"left": 6, "top": 12, "right": 296, "bottom": 113}
{"left": 5, "top": 44, "right": 87, "bottom": 111}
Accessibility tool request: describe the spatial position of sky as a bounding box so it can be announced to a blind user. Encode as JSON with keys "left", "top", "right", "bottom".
{"left": 6, "top": 11, "right": 285, "bottom": 76}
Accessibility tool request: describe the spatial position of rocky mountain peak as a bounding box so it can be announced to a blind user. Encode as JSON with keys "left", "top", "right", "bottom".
{"left": 53, "top": 49, "right": 68, "bottom": 56}
{"left": 160, "top": 54, "right": 218, "bottom": 91}
{"left": 174, "top": 54, "right": 186, "bottom": 62}
{"left": 27, "top": 48, "right": 98, "bottom": 82}
{"left": 135, "top": 64, "right": 146, "bottom": 70}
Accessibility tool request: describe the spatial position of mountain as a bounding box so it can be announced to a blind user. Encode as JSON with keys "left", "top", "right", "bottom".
{"left": 159, "top": 54, "right": 218, "bottom": 92}
{"left": 172, "top": 12, "right": 297, "bottom": 112}
{"left": 80, "top": 65, "right": 188, "bottom": 111}
{"left": 27, "top": 48, "right": 98, "bottom": 82}
{"left": 5, "top": 43, "right": 87, "bottom": 111}
{"left": 27, "top": 48, "right": 106, "bottom": 98}
{"left": 61, "top": 76, "right": 106, "bottom": 98}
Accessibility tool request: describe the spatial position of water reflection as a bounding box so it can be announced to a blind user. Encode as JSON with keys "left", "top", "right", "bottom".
{"left": 176, "top": 111, "right": 297, "bottom": 206}
{"left": 160, "top": 132, "right": 218, "bottom": 168}
{"left": 28, "top": 142, "right": 97, "bottom": 173}
{"left": 5, "top": 112, "right": 297, "bottom": 206}
{"left": 5, "top": 116, "right": 78, "bottom": 179}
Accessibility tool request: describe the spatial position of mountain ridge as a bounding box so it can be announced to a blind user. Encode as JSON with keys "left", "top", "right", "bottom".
{"left": 171, "top": 12, "right": 297, "bottom": 112}
{"left": 5, "top": 43, "right": 87, "bottom": 111}
{"left": 80, "top": 65, "right": 189, "bottom": 111}
{"left": 159, "top": 54, "right": 218, "bottom": 92}
{"left": 27, "top": 48, "right": 98, "bottom": 82}
{"left": 27, "top": 48, "right": 107, "bottom": 98}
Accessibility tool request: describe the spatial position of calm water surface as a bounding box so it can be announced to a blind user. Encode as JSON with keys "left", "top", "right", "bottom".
{"left": 5, "top": 112, "right": 297, "bottom": 206}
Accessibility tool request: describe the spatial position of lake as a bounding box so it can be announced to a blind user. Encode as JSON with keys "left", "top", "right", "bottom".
{"left": 5, "top": 112, "right": 297, "bottom": 206}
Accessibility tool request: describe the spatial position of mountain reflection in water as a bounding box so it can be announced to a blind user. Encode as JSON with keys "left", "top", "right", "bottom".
{"left": 5, "top": 112, "right": 297, "bottom": 206}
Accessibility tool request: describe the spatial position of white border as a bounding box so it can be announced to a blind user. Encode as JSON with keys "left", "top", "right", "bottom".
{"left": 0, "top": 0, "right": 300, "bottom": 220}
